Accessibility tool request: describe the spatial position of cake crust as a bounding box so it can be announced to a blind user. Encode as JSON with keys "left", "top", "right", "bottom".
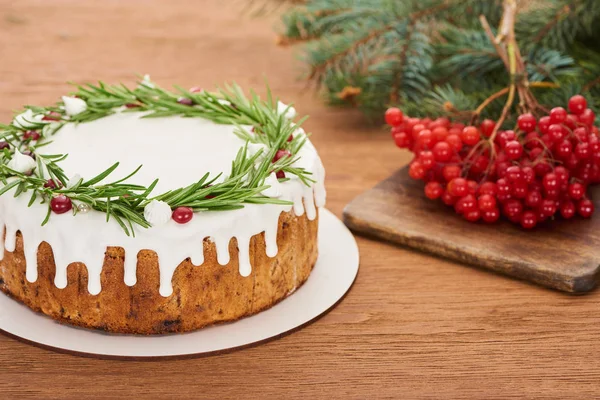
{"left": 0, "top": 210, "right": 318, "bottom": 334}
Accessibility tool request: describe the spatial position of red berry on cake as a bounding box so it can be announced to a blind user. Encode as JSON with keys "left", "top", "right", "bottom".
{"left": 172, "top": 206, "right": 194, "bottom": 224}
{"left": 177, "top": 97, "right": 194, "bottom": 106}
{"left": 50, "top": 195, "right": 73, "bottom": 214}
{"left": 273, "top": 149, "right": 291, "bottom": 162}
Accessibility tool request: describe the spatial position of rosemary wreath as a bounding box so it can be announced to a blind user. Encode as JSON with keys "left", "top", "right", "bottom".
{"left": 0, "top": 77, "right": 313, "bottom": 236}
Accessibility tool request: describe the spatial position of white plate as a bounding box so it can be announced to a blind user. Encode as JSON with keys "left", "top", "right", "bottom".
{"left": 0, "top": 208, "right": 359, "bottom": 358}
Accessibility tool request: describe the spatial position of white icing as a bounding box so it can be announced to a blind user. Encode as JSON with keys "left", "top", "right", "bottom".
{"left": 144, "top": 200, "right": 171, "bottom": 227}
{"left": 140, "top": 74, "right": 154, "bottom": 89}
{"left": 66, "top": 174, "right": 83, "bottom": 189}
{"left": 7, "top": 150, "right": 36, "bottom": 174}
{"left": 0, "top": 112, "right": 326, "bottom": 297}
{"left": 247, "top": 142, "right": 268, "bottom": 159}
{"left": 42, "top": 122, "right": 61, "bottom": 135}
{"left": 12, "top": 109, "right": 47, "bottom": 129}
{"left": 260, "top": 173, "right": 282, "bottom": 198}
{"left": 62, "top": 96, "right": 87, "bottom": 116}
{"left": 277, "top": 101, "right": 296, "bottom": 119}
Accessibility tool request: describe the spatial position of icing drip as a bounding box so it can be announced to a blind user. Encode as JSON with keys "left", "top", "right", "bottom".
{"left": 123, "top": 249, "right": 138, "bottom": 286}
{"left": 0, "top": 112, "right": 326, "bottom": 297}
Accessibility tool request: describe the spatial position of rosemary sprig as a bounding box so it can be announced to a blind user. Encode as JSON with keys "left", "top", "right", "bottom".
{"left": 0, "top": 78, "right": 314, "bottom": 236}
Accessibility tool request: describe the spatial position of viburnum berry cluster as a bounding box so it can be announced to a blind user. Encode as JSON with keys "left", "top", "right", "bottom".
{"left": 386, "top": 94, "right": 599, "bottom": 229}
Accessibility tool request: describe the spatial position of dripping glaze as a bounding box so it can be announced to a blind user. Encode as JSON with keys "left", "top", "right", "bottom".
{"left": 0, "top": 113, "right": 326, "bottom": 297}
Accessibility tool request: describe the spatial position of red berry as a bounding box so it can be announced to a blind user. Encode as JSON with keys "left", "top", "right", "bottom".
{"left": 579, "top": 109, "right": 596, "bottom": 126}
{"left": 189, "top": 86, "right": 203, "bottom": 93}
{"left": 177, "top": 97, "right": 194, "bottom": 106}
{"left": 549, "top": 107, "right": 567, "bottom": 124}
{"left": 445, "top": 134, "right": 463, "bottom": 151}
{"left": 534, "top": 162, "right": 552, "bottom": 177}
{"left": 441, "top": 191, "right": 457, "bottom": 206}
{"left": 553, "top": 166, "right": 569, "bottom": 185}
{"left": 172, "top": 206, "right": 194, "bottom": 224}
{"left": 575, "top": 142, "right": 591, "bottom": 159}
{"left": 522, "top": 166, "right": 535, "bottom": 184}
{"left": 568, "top": 182, "right": 585, "bottom": 200}
{"left": 496, "top": 178, "right": 511, "bottom": 195}
{"left": 512, "top": 181, "right": 528, "bottom": 198}
{"left": 385, "top": 107, "right": 404, "bottom": 126}
{"left": 432, "top": 127, "right": 449, "bottom": 142}
{"left": 528, "top": 147, "right": 543, "bottom": 161}
{"left": 432, "top": 141, "right": 452, "bottom": 162}
{"left": 482, "top": 208, "right": 500, "bottom": 223}
{"left": 524, "top": 132, "right": 540, "bottom": 149}
{"left": 442, "top": 165, "right": 461, "bottom": 181}
{"left": 470, "top": 155, "right": 489, "bottom": 175}
{"left": 478, "top": 194, "right": 496, "bottom": 211}
{"left": 478, "top": 182, "right": 497, "bottom": 196}
{"left": 460, "top": 126, "right": 480, "bottom": 146}
{"left": 393, "top": 132, "right": 412, "bottom": 148}
{"left": 464, "top": 209, "right": 481, "bottom": 222}
{"left": 42, "top": 111, "right": 62, "bottom": 121}
{"left": 276, "top": 170, "right": 286, "bottom": 179}
{"left": 409, "top": 161, "right": 426, "bottom": 179}
{"left": 525, "top": 190, "right": 542, "bottom": 208}
{"left": 555, "top": 140, "right": 572, "bottom": 159}
{"left": 573, "top": 127, "right": 589, "bottom": 142}
{"left": 417, "top": 129, "right": 435, "bottom": 148}
{"left": 560, "top": 200, "right": 576, "bottom": 219}
{"left": 504, "top": 140, "right": 523, "bottom": 160}
{"left": 540, "top": 199, "right": 557, "bottom": 217}
{"left": 538, "top": 116, "right": 551, "bottom": 134}
{"left": 448, "top": 178, "right": 468, "bottom": 197}
{"left": 505, "top": 166, "right": 522, "bottom": 182}
{"left": 577, "top": 198, "right": 594, "bottom": 218}
{"left": 418, "top": 151, "right": 435, "bottom": 169}
{"left": 50, "top": 195, "right": 72, "bottom": 214}
{"left": 43, "top": 179, "right": 60, "bottom": 189}
{"left": 480, "top": 119, "right": 496, "bottom": 137}
{"left": 412, "top": 124, "right": 426, "bottom": 140}
{"left": 565, "top": 114, "right": 578, "bottom": 130}
{"left": 273, "top": 149, "right": 291, "bottom": 162}
{"left": 503, "top": 199, "right": 523, "bottom": 221}
{"left": 0, "top": 141, "right": 9, "bottom": 150}
{"left": 568, "top": 95, "right": 588, "bottom": 115}
{"left": 542, "top": 173, "right": 559, "bottom": 191}
{"left": 548, "top": 124, "right": 566, "bottom": 142}
{"left": 565, "top": 153, "right": 580, "bottom": 170}
{"left": 520, "top": 211, "right": 537, "bottom": 229}
{"left": 455, "top": 194, "right": 477, "bottom": 214}
{"left": 424, "top": 182, "right": 443, "bottom": 199}
{"left": 23, "top": 131, "right": 41, "bottom": 141}
{"left": 517, "top": 113, "right": 537, "bottom": 132}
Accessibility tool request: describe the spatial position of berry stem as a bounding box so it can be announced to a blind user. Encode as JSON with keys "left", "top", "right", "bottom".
{"left": 489, "top": 40, "right": 517, "bottom": 146}
{"left": 471, "top": 87, "right": 509, "bottom": 123}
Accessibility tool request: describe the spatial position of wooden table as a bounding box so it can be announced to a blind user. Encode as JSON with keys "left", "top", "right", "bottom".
{"left": 0, "top": 1, "right": 598, "bottom": 398}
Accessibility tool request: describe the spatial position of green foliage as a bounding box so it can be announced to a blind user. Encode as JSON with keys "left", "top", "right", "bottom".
{"left": 0, "top": 79, "right": 312, "bottom": 236}
{"left": 279, "top": 0, "right": 600, "bottom": 123}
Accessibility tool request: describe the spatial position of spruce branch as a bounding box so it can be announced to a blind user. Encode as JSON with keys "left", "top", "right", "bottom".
{"left": 278, "top": 0, "right": 599, "bottom": 121}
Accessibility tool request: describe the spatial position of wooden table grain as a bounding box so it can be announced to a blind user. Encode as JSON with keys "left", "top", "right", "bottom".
{"left": 0, "top": 1, "right": 599, "bottom": 399}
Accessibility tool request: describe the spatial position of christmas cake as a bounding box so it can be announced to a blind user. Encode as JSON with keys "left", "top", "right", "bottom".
{"left": 0, "top": 77, "right": 326, "bottom": 334}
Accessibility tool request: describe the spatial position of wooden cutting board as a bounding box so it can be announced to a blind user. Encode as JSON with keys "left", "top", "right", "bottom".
{"left": 343, "top": 167, "right": 600, "bottom": 293}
